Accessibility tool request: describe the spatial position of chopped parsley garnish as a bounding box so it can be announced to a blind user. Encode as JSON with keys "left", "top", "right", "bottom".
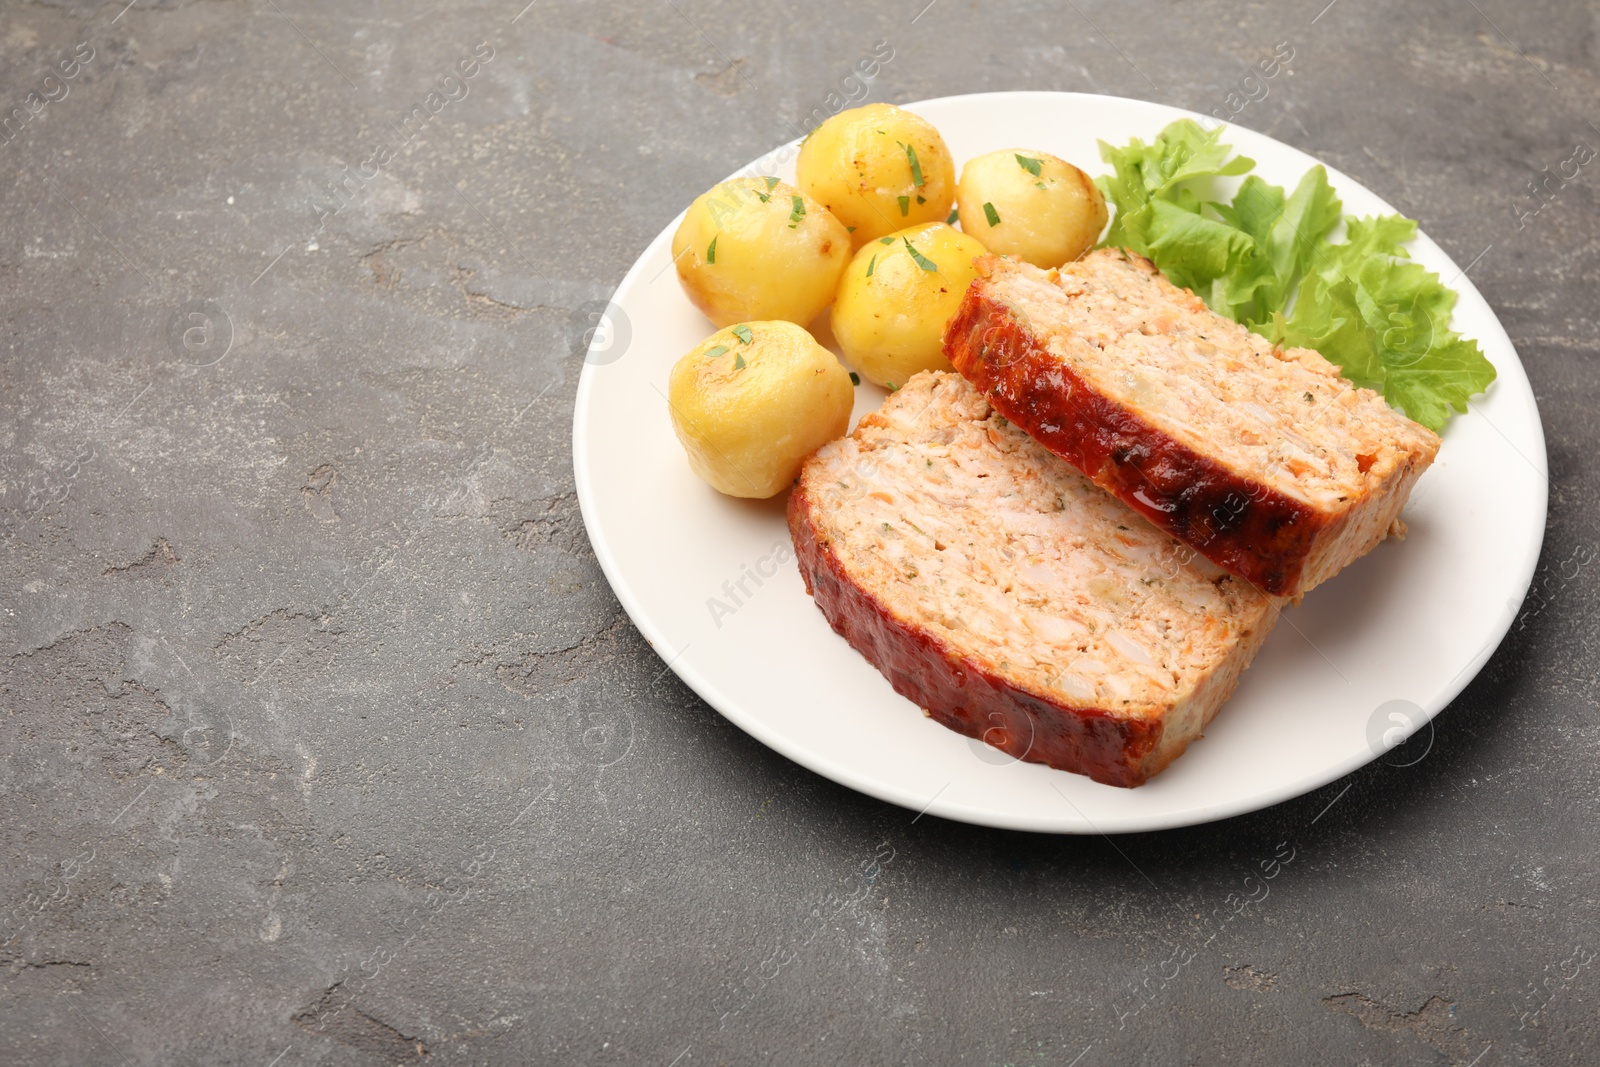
{"left": 885, "top": 381, "right": 898, "bottom": 390}
{"left": 896, "top": 195, "right": 910, "bottom": 216}
{"left": 764, "top": 175, "right": 780, "bottom": 191}
{"left": 865, "top": 254, "right": 877, "bottom": 277}
{"left": 915, "top": 195, "right": 926, "bottom": 205}
{"left": 846, "top": 225, "right": 856, "bottom": 233}
{"left": 903, "top": 237, "right": 937, "bottom": 272}
{"left": 704, "top": 344, "right": 728, "bottom": 359}
{"left": 947, "top": 206, "right": 959, "bottom": 224}
{"left": 732, "top": 324, "right": 753, "bottom": 345}
{"left": 1015, "top": 154, "right": 1043, "bottom": 176}
{"left": 900, "top": 141, "right": 925, "bottom": 187}
{"left": 879, "top": 236, "right": 896, "bottom": 245}
{"left": 788, "top": 195, "right": 805, "bottom": 227}
{"left": 706, "top": 235, "right": 717, "bottom": 263}
{"left": 733, "top": 353, "right": 746, "bottom": 370}
{"left": 983, "top": 201, "right": 1001, "bottom": 226}
{"left": 849, "top": 372, "right": 860, "bottom": 386}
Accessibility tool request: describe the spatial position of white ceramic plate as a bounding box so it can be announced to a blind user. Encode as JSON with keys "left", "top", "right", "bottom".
{"left": 573, "top": 92, "right": 1547, "bottom": 834}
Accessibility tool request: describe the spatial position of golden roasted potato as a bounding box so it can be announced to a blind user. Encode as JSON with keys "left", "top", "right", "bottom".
{"left": 955, "top": 149, "right": 1107, "bottom": 268}
{"left": 796, "top": 103, "right": 956, "bottom": 248}
{"left": 672, "top": 177, "right": 851, "bottom": 328}
{"left": 830, "top": 222, "right": 987, "bottom": 389}
{"left": 667, "top": 321, "right": 854, "bottom": 499}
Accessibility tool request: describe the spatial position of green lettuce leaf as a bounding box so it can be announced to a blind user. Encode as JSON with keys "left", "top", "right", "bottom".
{"left": 1097, "top": 119, "right": 1254, "bottom": 252}
{"left": 1143, "top": 198, "right": 1256, "bottom": 297}
{"left": 1281, "top": 215, "right": 1496, "bottom": 428}
{"left": 1240, "top": 166, "right": 1342, "bottom": 327}
{"left": 1096, "top": 121, "right": 1495, "bottom": 431}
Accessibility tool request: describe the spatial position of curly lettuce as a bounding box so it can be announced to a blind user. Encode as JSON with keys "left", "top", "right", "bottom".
{"left": 1096, "top": 119, "right": 1495, "bottom": 431}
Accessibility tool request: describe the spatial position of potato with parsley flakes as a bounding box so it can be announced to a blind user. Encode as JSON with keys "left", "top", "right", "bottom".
{"left": 797, "top": 103, "right": 956, "bottom": 248}
{"left": 672, "top": 177, "right": 850, "bottom": 328}
{"left": 831, "top": 222, "right": 988, "bottom": 389}
{"left": 956, "top": 149, "right": 1107, "bottom": 268}
{"left": 667, "top": 321, "right": 854, "bottom": 499}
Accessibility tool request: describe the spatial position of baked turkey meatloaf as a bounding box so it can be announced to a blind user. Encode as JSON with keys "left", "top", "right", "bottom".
{"left": 788, "top": 372, "right": 1282, "bottom": 788}
{"left": 944, "top": 251, "right": 1441, "bottom": 598}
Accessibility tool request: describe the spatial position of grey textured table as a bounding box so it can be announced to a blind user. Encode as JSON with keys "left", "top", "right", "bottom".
{"left": 3, "top": 0, "right": 1596, "bottom": 1064}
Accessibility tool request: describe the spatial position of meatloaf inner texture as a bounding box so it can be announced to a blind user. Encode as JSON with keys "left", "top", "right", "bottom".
{"left": 789, "top": 371, "right": 1282, "bottom": 787}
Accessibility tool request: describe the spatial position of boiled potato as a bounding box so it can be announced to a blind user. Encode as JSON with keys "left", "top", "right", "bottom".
{"left": 667, "top": 321, "right": 854, "bottom": 499}
{"left": 955, "top": 149, "right": 1107, "bottom": 268}
{"left": 797, "top": 103, "right": 956, "bottom": 248}
{"left": 672, "top": 177, "right": 851, "bottom": 328}
{"left": 831, "top": 222, "right": 988, "bottom": 389}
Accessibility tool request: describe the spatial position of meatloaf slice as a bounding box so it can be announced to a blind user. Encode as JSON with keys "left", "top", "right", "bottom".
{"left": 944, "top": 250, "right": 1441, "bottom": 598}
{"left": 788, "top": 372, "right": 1282, "bottom": 788}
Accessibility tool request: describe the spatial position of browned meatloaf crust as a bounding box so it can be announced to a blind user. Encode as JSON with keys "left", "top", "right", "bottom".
{"left": 788, "top": 372, "right": 1282, "bottom": 788}
{"left": 944, "top": 250, "right": 1441, "bottom": 598}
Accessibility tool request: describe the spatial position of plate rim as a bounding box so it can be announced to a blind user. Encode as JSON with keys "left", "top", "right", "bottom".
{"left": 573, "top": 90, "right": 1549, "bottom": 834}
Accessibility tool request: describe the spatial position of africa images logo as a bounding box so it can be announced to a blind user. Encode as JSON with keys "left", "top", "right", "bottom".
{"left": 1365, "top": 698, "right": 1433, "bottom": 767}
{"left": 166, "top": 300, "right": 233, "bottom": 367}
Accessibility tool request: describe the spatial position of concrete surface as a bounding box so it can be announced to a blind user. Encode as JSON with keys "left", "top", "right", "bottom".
{"left": 3, "top": 0, "right": 1598, "bottom": 1063}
